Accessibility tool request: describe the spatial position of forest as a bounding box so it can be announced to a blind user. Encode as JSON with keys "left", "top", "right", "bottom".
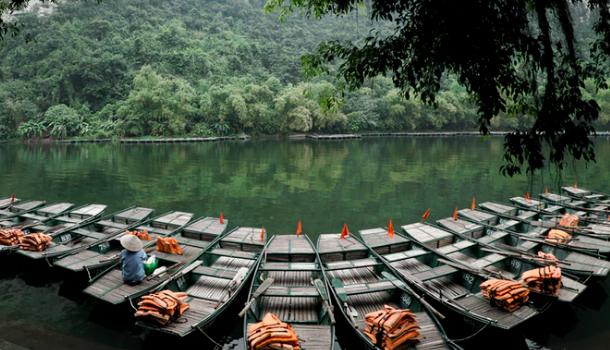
{"left": 1, "top": 0, "right": 610, "bottom": 140}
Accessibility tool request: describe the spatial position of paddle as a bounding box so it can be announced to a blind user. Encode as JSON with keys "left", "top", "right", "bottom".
{"left": 479, "top": 246, "right": 572, "bottom": 267}
{"left": 154, "top": 260, "right": 201, "bottom": 292}
{"left": 331, "top": 278, "right": 358, "bottom": 328}
{"left": 380, "top": 271, "right": 445, "bottom": 320}
{"left": 238, "top": 277, "right": 275, "bottom": 318}
{"left": 215, "top": 267, "right": 249, "bottom": 309}
{"left": 98, "top": 245, "right": 157, "bottom": 263}
{"left": 313, "top": 279, "right": 336, "bottom": 324}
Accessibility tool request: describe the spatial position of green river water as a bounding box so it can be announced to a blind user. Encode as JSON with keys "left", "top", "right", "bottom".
{"left": 1, "top": 136, "right": 610, "bottom": 350}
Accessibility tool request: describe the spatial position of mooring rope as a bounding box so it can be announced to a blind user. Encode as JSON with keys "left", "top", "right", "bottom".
{"left": 197, "top": 326, "right": 224, "bottom": 348}
{"left": 450, "top": 321, "right": 491, "bottom": 342}
{"left": 84, "top": 266, "right": 92, "bottom": 283}
{"left": 45, "top": 255, "right": 53, "bottom": 268}
{"left": 128, "top": 297, "right": 138, "bottom": 312}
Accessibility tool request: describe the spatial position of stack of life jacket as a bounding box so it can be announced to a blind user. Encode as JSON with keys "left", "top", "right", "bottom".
{"left": 480, "top": 279, "right": 530, "bottom": 312}
{"left": 559, "top": 213, "right": 579, "bottom": 227}
{"left": 521, "top": 265, "right": 562, "bottom": 296}
{"left": 248, "top": 313, "right": 301, "bottom": 350}
{"left": 19, "top": 233, "right": 52, "bottom": 251}
{"left": 134, "top": 290, "right": 190, "bottom": 325}
{"left": 363, "top": 305, "right": 421, "bottom": 350}
{"left": 537, "top": 251, "right": 558, "bottom": 261}
{"left": 126, "top": 230, "right": 151, "bottom": 241}
{"left": 155, "top": 237, "right": 183, "bottom": 255}
{"left": 546, "top": 229, "right": 571, "bottom": 243}
{"left": 0, "top": 228, "right": 24, "bottom": 246}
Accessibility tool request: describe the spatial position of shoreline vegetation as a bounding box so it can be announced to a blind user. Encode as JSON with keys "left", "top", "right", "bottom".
{"left": 4, "top": 130, "right": 610, "bottom": 145}
{"left": 2, "top": 0, "right": 610, "bottom": 144}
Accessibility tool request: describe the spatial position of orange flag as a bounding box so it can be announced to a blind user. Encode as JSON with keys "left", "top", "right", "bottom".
{"left": 545, "top": 187, "right": 549, "bottom": 195}
{"left": 574, "top": 182, "right": 578, "bottom": 189}
{"left": 525, "top": 192, "right": 530, "bottom": 200}
{"left": 296, "top": 221, "right": 302, "bottom": 236}
{"left": 260, "top": 226, "right": 265, "bottom": 242}
{"left": 421, "top": 208, "right": 431, "bottom": 222}
{"left": 453, "top": 207, "right": 458, "bottom": 221}
{"left": 220, "top": 212, "right": 225, "bottom": 224}
{"left": 340, "top": 223, "right": 349, "bottom": 240}
{"left": 10, "top": 193, "right": 15, "bottom": 203}
{"left": 471, "top": 197, "right": 475, "bottom": 210}
{"left": 388, "top": 219, "right": 394, "bottom": 238}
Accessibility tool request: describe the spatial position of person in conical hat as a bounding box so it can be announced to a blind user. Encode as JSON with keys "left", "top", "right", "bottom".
{"left": 120, "top": 234, "right": 147, "bottom": 285}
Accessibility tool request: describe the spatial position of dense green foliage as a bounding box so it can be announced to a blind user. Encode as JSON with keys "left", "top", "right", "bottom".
{"left": 266, "top": 0, "right": 610, "bottom": 175}
{"left": 0, "top": 0, "right": 609, "bottom": 144}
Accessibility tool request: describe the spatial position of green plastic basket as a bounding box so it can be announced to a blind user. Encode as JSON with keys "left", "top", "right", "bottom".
{"left": 143, "top": 257, "right": 159, "bottom": 276}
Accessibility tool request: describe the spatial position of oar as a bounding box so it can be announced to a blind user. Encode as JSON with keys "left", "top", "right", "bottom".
{"left": 479, "top": 247, "right": 571, "bottom": 266}
{"left": 238, "top": 278, "right": 275, "bottom": 318}
{"left": 492, "top": 242, "right": 577, "bottom": 266}
{"left": 154, "top": 259, "right": 201, "bottom": 292}
{"left": 331, "top": 278, "right": 358, "bottom": 328}
{"left": 215, "top": 267, "right": 249, "bottom": 309}
{"left": 380, "top": 271, "right": 445, "bottom": 320}
{"left": 98, "top": 245, "right": 157, "bottom": 263}
{"left": 313, "top": 279, "right": 336, "bottom": 324}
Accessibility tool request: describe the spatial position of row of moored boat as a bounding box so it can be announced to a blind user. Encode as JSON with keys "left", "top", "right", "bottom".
{"left": 0, "top": 184, "right": 609, "bottom": 350}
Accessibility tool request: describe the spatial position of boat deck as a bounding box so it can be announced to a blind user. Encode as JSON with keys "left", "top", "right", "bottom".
{"left": 220, "top": 227, "right": 266, "bottom": 252}
{"left": 359, "top": 227, "right": 410, "bottom": 254}
{"left": 246, "top": 323, "right": 332, "bottom": 350}
{"left": 150, "top": 212, "right": 193, "bottom": 230}
{"left": 479, "top": 202, "right": 519, "bottom": 215}
{"left": 54, "top": 223, "right": 174, "bottom": 271}
{"left": 267, "top": 235, "right": 317, "bottom": 262}
{"left": 65, "top": 204, "right": 107, "bottom": 220}
{"left": 0, "top": 197, "right": 19, "bottom": 209}
{"left": 458, "top": 209, "right": 499, "bottom": 225}
{"left": 317, "top": 234, "right": 367, "bottom": 262}
{"left": 84, "top": 244, "right": 206, "bottom": 303}
{"left": 436, "top": 218, "right": 484, "bottom": 239}
{"left": 386, "top": 254, "right": 538, "bottom": 329}
{"left": 0, "top": 200, "right": 45, "bottom": 216}
{"left": 330, "top": 262, "right": 447, "bottom": 349}
{"left": 402, "top": 223, "right": 456, "bottom": 248}
{"left": 511, "top": 197, "right": 544, "bottom": 209}
{"left": 114, "top": 207, "right": 155, "bottom": 224}
{"left": 182, "top": 217, "right": 228, "bottom": 241}
{"left": 36, "top": 203, "right": 74, "bottom": 217}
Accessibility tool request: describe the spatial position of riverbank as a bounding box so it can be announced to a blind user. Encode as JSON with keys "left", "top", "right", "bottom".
{"left": 3, "top": 131, "right": 511, "bottom": 144}
{"left": 5, "top": 130, "right": 610, "bottom": 144}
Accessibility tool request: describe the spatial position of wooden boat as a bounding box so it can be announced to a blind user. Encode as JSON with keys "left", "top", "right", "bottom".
{"left": 319, "top": 231, "right": 454, "bottom": 348}
{"left": 18, "top": 204, "right": 108, "bottom": 237}
{"left": 538, "top": 192, "right": 610, "bottom": 222}
{"left": 243, "top": 235, "right": 335, "bottom": 350}
{"left": 137, "top": 226, "right": 267, "bottom": 336}
{"left": 357, "top": 228, "right": 538, "bottom": 331}
{"left": 440, "top": 209, "right": 610, "bottom": 279}
{"left": 562, "top": 185, "right": 610, "bottom": 204}
{"left": 54, "top": 211, "right": 194, "bottom": 273}
{"left": 428, "top": 218, "right": 586, "bottom": 303}
{"left": 511, "top": 194, "right": 610, "bottom": 226}
{"left": 16, "top": 206, "right": 154, "bottom": 260}
{"left": 475, "top": 201, "right": 610, "bottom": 253}
{"left": 0, "top": 200, "right": 46, "bottom": 219}
{"left": 0, "top": 202, "right": 75, "bottom": 230}
{"left": 0, "top": 196, "right": 20, "bottom": 209}
{"left": 83, "top": 215, "right": 228, "bottom": 305}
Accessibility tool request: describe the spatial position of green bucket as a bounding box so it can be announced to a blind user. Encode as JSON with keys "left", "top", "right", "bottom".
{"left": 143, "top": 256, "right": 159, "bottom": 276}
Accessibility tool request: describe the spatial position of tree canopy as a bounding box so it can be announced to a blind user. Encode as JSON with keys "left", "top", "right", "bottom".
{"left": 265, "top": 0, "right": 610, "bottom": 175}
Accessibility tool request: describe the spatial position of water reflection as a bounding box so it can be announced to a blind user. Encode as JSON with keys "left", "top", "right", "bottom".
{"left": 1, "top": 137, "right": 610, "bottom": 349}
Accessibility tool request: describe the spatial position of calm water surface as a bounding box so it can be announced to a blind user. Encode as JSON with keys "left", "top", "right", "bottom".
{"left": 1, "top": 137, "right": 610, "bottom": 350}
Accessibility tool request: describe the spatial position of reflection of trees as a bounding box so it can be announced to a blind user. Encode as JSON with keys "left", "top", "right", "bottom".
{"left": 1, "top": 138, "right": 608, "bottom": 238}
